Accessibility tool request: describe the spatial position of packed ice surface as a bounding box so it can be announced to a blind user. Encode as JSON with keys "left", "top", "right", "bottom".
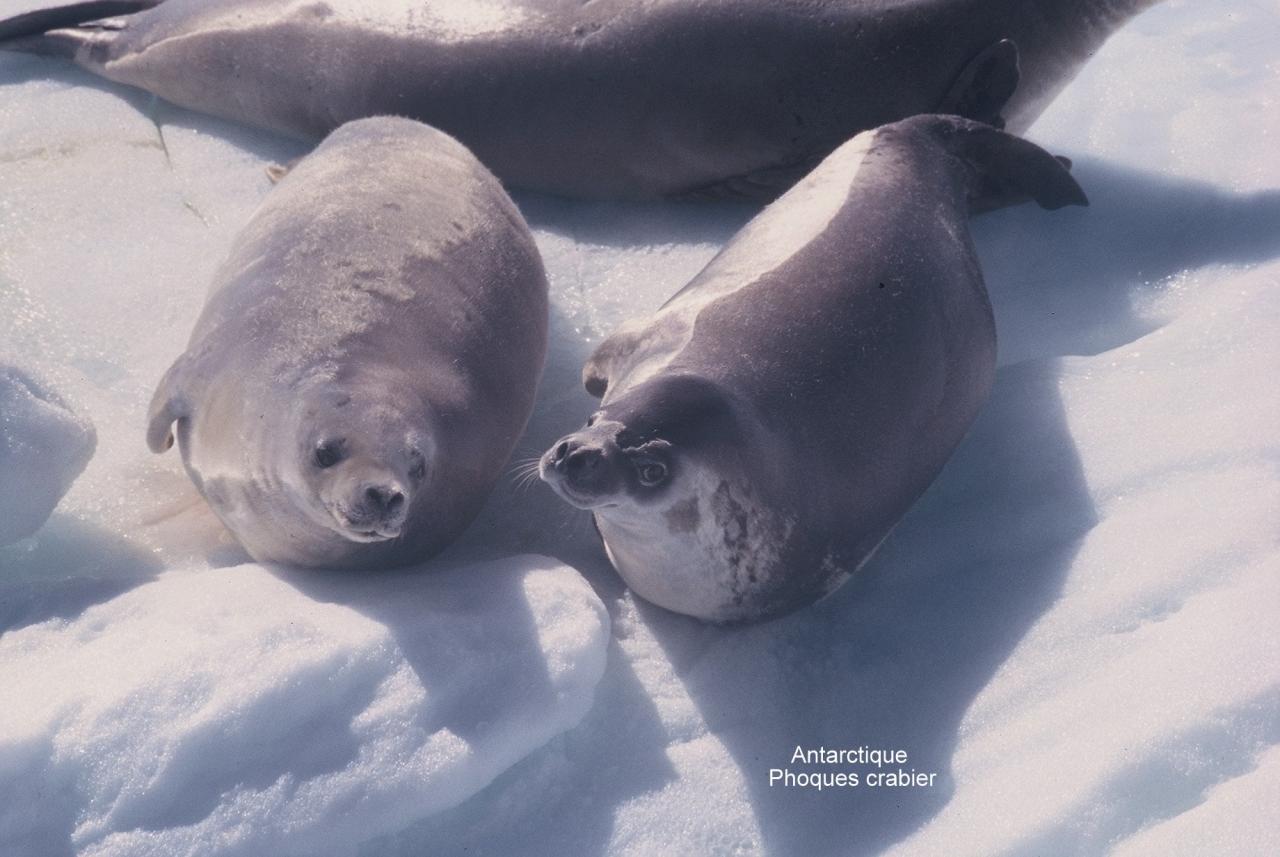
{"left": 0, "top": 557, "right": 609, "bottom": 857}
{"left": 0, "top": 359, "right": 95, "bottom": 545}
{"left": 0, "top": 0, "right": 1277, "bottom": 855}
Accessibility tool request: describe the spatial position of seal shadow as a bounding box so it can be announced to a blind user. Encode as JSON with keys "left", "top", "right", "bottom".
{"left": 631, "top": 360, "right": 1092, "bottom": 857}
{"left": 515, "top": 190, "right": 755, "bottom": 249}
{"left": 376, "top": 300, "right": 679, "bottom": 856}
{"left": 0, "top": 514, "right": 163, "bottom": 635}
{"left": 974, "top": 156, "right": 1280, "bottom": 366}
{"left": 258, "top": 555, "right": 628, "bottom": 857}
{"left": 408, "top": 201, "right": 759, "bottom": 854}
{"left": 630, "top": 158, "right": 1280, "bottom": 856}
{"left": 270, "top": 560, "right": 554, "bottom": 744}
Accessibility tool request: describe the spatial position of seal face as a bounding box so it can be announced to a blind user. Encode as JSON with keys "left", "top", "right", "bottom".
{"left": 148, "top": 116, "right": 548, "bottom": 569}
{"left": 1, "top": 0, "right": 1161, "bottom": 199}
{"left": 543, "top": 373, "right": 798, "bottom": 620}
{"left": 543, "top": 115, "right": 1088, "bottom": 623}
{"left": 269, "top": 376, "right": 431, "bottom": 545}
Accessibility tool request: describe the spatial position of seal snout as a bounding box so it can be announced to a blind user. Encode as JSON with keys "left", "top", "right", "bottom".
{"left": 540, "top": 428, "right": 621, "bottom": 508}
{"left": 551, "top": 439, "right": 604, "bottom": 480}
{"left": 333, "top": 475, "right": 410, "bottom": 542}
{"left": 362, "top": 482, "right": 405, "bottom": 516}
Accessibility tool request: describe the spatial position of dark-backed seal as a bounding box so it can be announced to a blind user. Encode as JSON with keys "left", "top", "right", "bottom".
{"left": 147, "top": 116, "right": 548, "bottom": 569}
{"left": 540, "top": 115, "right": 1087, "bottom": 622}
{"left": 2, "top": 0, "right": 1161, "bottom": 199}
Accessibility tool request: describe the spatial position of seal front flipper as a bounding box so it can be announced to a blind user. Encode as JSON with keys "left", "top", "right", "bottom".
{"left": 146, "top": 356, "right": 190, "bottom": 453}
{"left": 940, "top": 39, "right": 1021, "bottom": 129}
{"left": 265, "top": 157, "right": 303, "bottom": 184}
{"left": 583, "top": 333, "right": 633, "bottom": 399}
{"left": 584, "top": 298, "right": 712, "bottom": 397}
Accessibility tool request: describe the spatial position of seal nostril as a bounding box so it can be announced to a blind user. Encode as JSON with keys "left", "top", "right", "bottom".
{"left": 564, "top": 448, "right": 600, "bottom": 476}
{"left": 553, "top": 441, "right": 570, "bottom": 464}
{"left": 363, "top": 485, "right": 404, "bottom": 515}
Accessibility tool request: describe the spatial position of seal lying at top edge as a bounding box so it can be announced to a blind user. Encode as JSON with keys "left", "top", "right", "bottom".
{"left": 1, "top": 0, "right": 1161, "bottom": 199}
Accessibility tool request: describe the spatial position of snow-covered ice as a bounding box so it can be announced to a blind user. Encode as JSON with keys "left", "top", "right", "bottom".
{"left": 0, "top": 360, "right": 95, "bottom": 545}
{"left": 0, "top": 557, "right": 609, "bottom": 856}
{"left": 1, "top": 0, "right": 1278, "bottom": 854}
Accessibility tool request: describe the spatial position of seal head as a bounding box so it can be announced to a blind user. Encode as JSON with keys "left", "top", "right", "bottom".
{"left": 149, "top": 362, "right": 442, "bottom": 564}
{"left": 285, "top": 374, "right": 433, "bottom": 544}
{"left": 542, "top": 374, "right": 804, "bottom": 622}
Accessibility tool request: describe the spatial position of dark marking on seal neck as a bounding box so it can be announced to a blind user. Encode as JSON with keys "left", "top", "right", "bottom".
{"left": 663, "top": 496, "right": 701, "bottom": 534}
{"left": 712, "top": 480, "right": 759, "bottom": 590}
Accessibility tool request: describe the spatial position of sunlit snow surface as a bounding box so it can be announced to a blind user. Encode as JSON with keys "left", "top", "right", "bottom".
{"left": 0, "top": 559, "right": 609, "bottom": 856}
{"left": 0, "top": 0, "right": 1277, "bottom": 855}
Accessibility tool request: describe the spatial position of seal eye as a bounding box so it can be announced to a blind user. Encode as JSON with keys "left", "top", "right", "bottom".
{"left": 313, "top": 440, "right": 345, "bottom": 469}
{"left": 636, "top": 460, "right": 668, "bottom": 487}
{"left": 407, "top": 452, "right": 426, "bottom": 481}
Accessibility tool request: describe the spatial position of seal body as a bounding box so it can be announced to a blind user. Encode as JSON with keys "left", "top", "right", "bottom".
{"left": 541, "top": 115, "right": 1087, "bottom": 622}
{"left": 2, "top": 0, "right": 1161, "bottom": 199}
{"left": 148, "top": 116, "right": 548, "bottom": 569}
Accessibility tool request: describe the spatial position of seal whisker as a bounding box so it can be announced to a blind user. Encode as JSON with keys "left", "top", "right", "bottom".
{"left": 505, "top": 455, "right": 547, "bottom": 484}
{"left": 510, "top": 462, "right": 548, "bottom": 494}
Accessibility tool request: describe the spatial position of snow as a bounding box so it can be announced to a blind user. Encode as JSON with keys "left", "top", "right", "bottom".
{"left": 0, "top": 557, "right": 609, "bottom": 857}
{"left": 1, "top": 0, "right": 1278, "bottom": 854}
{"left": 0, "top": 360, "right": 95, "bottom": 545}
{"left": 1110, "top": 743, "right": 1280, "bottom": 857}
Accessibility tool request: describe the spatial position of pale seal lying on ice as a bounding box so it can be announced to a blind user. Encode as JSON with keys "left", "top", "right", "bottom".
{"left": 148, "top": 117, "right": 548, "bottom": 568}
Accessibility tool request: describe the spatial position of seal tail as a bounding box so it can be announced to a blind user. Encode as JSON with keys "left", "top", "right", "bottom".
{"left": 897, "top": 114, "right": 1089, "bottom": 213}
{"left": 0, "top": 1, "right": 161, "bottom": 57}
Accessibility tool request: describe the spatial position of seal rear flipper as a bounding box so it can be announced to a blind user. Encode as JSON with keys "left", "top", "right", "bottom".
{"left": 146, "top": 357, "right": 189, "bottom": 453}
{"left": 0, "top": 0, "right": 159, "bottom": 57}
{"left": 963, "top": 128, "right": 1088, "bottom": 212}
{"left": 940, "top": 39, "right": 1021, "bottom": 129}
{"left": 902, "top": 114, "right": 1088, "bottom": 213}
